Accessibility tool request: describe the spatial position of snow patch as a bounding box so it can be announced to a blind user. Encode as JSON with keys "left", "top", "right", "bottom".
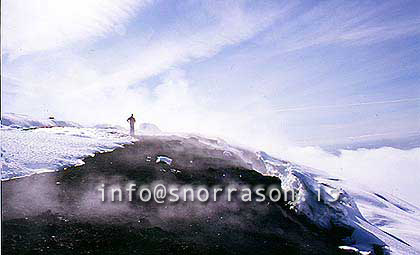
{"left": 156, "top": 156, "right": 173, "bottom": 165}
{"left": 2, "top": 113, "right": 81, "bottom": 128}
{"left": 1, "top": 126, "right": 136, "bottom": 180}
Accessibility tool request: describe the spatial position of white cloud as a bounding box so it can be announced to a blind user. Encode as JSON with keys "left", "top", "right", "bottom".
{"left": 261, "top": 1, "right": 420, "bottom": 52}
{"left": 3, "top": 1, "right": 282, "bottom": 127}
{"left": 89, "top": 0, "right": 281, "bottom": 92}
{"left": 276, "top": 146, "right": 420, "bottom": 206}
{"left": 2, "top": 0, "right": 150, "bottom": 58}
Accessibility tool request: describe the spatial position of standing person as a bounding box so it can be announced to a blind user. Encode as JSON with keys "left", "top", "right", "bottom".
{"left": 127, "top": 114, "right": 136, "bottom": 136}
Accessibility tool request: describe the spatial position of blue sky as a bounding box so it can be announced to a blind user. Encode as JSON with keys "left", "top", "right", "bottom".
{"left": 2, "top": 0, "right": 420, "bottom": 149}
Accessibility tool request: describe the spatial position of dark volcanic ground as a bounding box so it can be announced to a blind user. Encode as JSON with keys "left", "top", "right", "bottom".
{"left": 2, "top": 135, "right": 347, "bottom": 254}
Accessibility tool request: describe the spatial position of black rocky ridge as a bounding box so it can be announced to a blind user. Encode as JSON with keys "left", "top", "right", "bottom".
{"left": 2, "top": 135, "right": 368, "bottom": 255}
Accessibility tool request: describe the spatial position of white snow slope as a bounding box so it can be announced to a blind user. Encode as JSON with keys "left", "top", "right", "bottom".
{"left": 2, "top": 112, "right": 82, "bottom": 128}
{"left": 256, "top": 151, "right": 420, "bottom": 254}
{"left": 1, "top": 114, "right": 136, "bottom": 180}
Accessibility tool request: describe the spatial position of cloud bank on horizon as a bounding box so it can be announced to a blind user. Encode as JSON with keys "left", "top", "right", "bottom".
{"left": 2, "top": 0, "right": 420, "bottom": 149}
{"left": 275, "top": 145, "right": 420, "bottom": 207}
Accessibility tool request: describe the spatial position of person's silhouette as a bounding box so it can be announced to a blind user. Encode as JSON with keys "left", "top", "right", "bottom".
{"left": 127, "top": 114, "right": 136, "bottom": 136}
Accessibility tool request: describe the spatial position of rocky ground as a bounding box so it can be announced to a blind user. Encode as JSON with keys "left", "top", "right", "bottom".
{"left": 2, "top": 135, "right": 351, "bottom": 254}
